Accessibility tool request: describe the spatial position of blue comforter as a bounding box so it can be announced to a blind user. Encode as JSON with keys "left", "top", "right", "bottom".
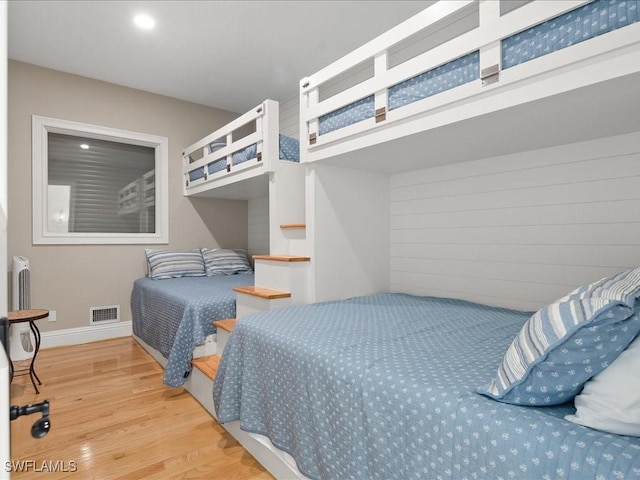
{"left": 131, "top": 274, "right": 253, "bottom": 387}
{"left": 214, "top": 293, "right": 640, "bottom": 480}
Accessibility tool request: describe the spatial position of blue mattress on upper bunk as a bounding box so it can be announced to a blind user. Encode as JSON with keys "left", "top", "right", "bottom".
{"left": 317, "top": 0, "right": 639, "bottom": 138}
{"left": 503, "top": 0, "right": 639, "bottom": 69}
{"left": 131, "top": 274, "right": 254, "bottom": 387}
{"left": 188, "top": 134, "right": 300, "bottom": 183}
{"left": 214, "top": 293, "right": 640, "bottom": 480}
{"left": 318, "top": 51, "right": 480, "bottom": 136}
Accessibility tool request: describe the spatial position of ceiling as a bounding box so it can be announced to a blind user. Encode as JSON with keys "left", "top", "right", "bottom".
{"left": 8, "top": 1, "right": 429, "bottom": 113}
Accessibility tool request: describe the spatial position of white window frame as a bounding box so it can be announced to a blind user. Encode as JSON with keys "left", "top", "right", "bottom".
{"left": 32, "top": 115, "right": 169, "bottom": 244}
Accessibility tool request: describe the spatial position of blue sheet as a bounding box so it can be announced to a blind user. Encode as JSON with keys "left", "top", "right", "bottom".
{"left": 214, "top": 293, "right": 640, "bottom": 480}
{"left": 131, "top": 274, "right": 254, "bottom": 387}
{"left": 317, "top": 0, "right": 639, "bottom": 137}
{"left": 318, "top": 95, "right": 375, "bottom": 136}
{"left": 188, "top": 134, "right": 300, "bottom": 183}
{"left": 503, "top": 0, "right": 639, "bottom": 70}
{"left": 388, "top": 50, "right": 479, "bottom": 111}
{"left": 318, "top": 52, "right": 479, "bottom": 136}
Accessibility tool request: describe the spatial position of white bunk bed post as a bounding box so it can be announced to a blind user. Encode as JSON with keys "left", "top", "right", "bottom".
{"left": 201, "top": 145, "right": 209, "bottom": 180}
{"left": 374, "top": 52, "right": 388, "bottom": 123}
{"left": 182, "top": 150, "right": 190, "bottom": 195}
{"left": 478, "top": 0, "right": 501, "bottom": 86}
{"left": 225, "top": 132, "right": 233, "bottom": 173}
{"left": 300, "top": 79, "right": 318, "bottom": 162}
{"left": 261, "top": 99, "right": 279, "bottom": 172}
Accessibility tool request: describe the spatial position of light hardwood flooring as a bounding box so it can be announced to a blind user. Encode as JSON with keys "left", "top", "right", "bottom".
{"left": 9, "top": 337, "right": 273, "bottom": 479}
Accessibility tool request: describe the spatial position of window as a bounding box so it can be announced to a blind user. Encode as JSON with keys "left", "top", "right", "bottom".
{"left": 32, "top": 116, "right": 168, "bottom": 244}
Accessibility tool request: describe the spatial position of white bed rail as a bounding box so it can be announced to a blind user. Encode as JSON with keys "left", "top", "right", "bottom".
{"left": 182, "top": 99, "right": 279, "bottom": 196}
{"left": 300, "top": 0, "right": 640, "bottom": 162}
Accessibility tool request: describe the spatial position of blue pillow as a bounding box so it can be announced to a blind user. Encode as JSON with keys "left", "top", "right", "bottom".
{"left": 145, "top": 249, "right": 205, "bottom": 280}
{"left": 478, "top": 267, "right": 640, "bottom": 405}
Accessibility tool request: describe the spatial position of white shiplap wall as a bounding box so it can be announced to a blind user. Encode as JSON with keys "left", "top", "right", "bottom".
{"left": 248, "top": 196, "right": 269, "bottom": 258}
{"left": 390, "top": 131, "right": 640, "bottom": 312}
{"left": 279, "top": 95, "right": 299, "bottom": 139}
{"left": 308, "top": 163, "right": 389, "bottom": 303}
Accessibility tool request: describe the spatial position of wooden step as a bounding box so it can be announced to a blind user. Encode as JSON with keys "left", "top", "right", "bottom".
{"left": 253, "top": 255, "right": 310, "bottom": 262}
{"left": 213, "top": 318, "right": 236, "bottom": 332}
{"left": 191, "top": 354, "right": 220, "bottom": 381}
{"left": 280, "top": 223, "right": 306, "bottom": 229}
{"left": 233, "top": 285, "right": 291, "bottom": 299}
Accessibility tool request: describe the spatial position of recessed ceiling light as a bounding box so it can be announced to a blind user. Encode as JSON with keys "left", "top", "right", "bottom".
{"left": 80, "top": 143, "right": 90, "bottom": 150}
{"left": 134, "top": 14, "right": 155, "bottom": 30}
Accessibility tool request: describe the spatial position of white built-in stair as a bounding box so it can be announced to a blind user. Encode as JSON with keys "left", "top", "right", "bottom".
{"left": 187, "top": 319, "right": 235, "bottom": 415}
{"left": 191, "top": 253, "right": 312, "bottom": 383}
{"left": 234, "top": 254, "right": 311, "bottom": 319}
{"left": 189, "top": 161, "right": 311, "bottom": 420}
{"left": 279, "top": 223, "right": 307, "bottom": 256}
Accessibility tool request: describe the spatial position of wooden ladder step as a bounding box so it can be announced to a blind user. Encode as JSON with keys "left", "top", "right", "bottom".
{"left": 213, "top": 318, "right": 236, "bottom": 332}
{"left": 233, "top": 286, "right": 291, "bottom": 299}
{"left": 280, "top": 223, "right": 306, "bottom": 229}
{"left": 253, "top": 255, "right": 310, "bottom": 262}
{"left": 191, "top": 354, "right": 220, "bottom": 381}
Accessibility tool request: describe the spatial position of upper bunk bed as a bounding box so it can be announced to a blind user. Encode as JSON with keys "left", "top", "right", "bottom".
{"left": 182, "top": 99, "right": 299, "bottom": 200}
{"left": 299, "top": 0, "right": 640, "bottom": 172}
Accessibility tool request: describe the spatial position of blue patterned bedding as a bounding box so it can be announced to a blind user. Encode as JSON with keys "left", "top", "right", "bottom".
{"left": 318, "top": 95, "right": 375, "bottom": 136}
{"left": 388, "top": 50, "right": 479, "bottom": 111}
{"left": 318, "top": 50, "right": 480, "bottom": 136}
{"left": 131, "top": 274, "right": 254, "bottom": 387}
{"left": 214, "top": 293, "right": 640, "bottom": 480}
{"left": 503, "top": 0, "right": 639, "bottom": 69}
{"left": 318, "top": 0, "right": 639, "bottom": 137}
{"left": 188, "top": 134, "right": 300, "bottom": 183}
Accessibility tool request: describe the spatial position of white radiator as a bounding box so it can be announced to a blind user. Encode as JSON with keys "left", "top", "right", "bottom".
{"left": 11, "top": 256, "right": 35, "bottom": 361}
{"left": 12, "top": 256, "right": 30, "bottom": 311}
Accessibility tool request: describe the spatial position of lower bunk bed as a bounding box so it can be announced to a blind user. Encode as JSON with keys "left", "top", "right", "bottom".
{"left": 214, "top": 269, "right": 640, "bottom": 479}
{"left": 131, "top": 248, "right": 254, "bottom": 387}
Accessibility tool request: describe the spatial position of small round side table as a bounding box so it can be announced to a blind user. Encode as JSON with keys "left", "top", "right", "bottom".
{"left": 8, "top": 309, "right": 48, "bottom": 394}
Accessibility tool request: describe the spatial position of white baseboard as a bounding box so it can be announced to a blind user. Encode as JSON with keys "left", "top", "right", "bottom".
{"left": 41, "top": 321, "right": 133, "bottom": 349}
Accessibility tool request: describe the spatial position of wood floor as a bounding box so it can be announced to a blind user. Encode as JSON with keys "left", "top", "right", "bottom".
{"left": 9, "top": 337, "right": 273, "bottom": 479}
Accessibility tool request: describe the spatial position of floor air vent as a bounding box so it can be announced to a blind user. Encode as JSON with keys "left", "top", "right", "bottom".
{"left": 90, "top": 305, "right": 120, "bottom": 325}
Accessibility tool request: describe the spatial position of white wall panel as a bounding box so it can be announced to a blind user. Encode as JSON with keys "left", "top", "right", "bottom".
{"left": 392, "top": 177, "right": 640, "bottom": 215}
{"left": 308, "top": 163, "right": 389, "bottom": 303}
{"left": 390, "top": 132, "right": 640, "bottom": 310}
{"left": 390, "top": 244, "right": 637, "bottom": 268}
{"left": 279, "top": 95, "right": 299, "bottom": 139}
{"left": 248, "top": 196, "right": 269, "bottom": 257}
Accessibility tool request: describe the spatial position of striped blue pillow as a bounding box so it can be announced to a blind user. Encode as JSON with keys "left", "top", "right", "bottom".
{"left": 201, "top": 248, "right": 253, "bottom": 276}
{"left": 479, "top": 267, "right": 640, "bottom": 405}
{"left": 145, "top": 249, "right": 205, "bottom": 280}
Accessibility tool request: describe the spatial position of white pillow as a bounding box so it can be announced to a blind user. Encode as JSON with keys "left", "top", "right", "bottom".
{"left": 565, "top": 333, "right": 640, "bottom": 436}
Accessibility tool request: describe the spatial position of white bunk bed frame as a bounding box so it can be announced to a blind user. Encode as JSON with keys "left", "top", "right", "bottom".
{"left": 176, "top": 1, "right": 640, "bottom": 478}
{"left": 300, "top": 0, "right": 640, "bottom": 168}
{"left": 182, "top": 99, "right": 280, "bottom": 200}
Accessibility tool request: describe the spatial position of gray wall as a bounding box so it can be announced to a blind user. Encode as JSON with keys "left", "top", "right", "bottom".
{"left": 8, "top": 60, "right": 249, "bottom": 332}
